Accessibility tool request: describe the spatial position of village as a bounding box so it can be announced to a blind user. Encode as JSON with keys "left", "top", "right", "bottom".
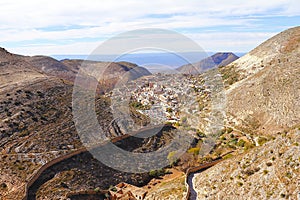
{"left": 110, "top": 73, "right": 211, "bottom": 126}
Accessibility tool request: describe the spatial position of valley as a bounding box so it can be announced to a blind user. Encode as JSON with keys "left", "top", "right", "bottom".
{"left": 0, "top": 26, "right": 299, "bottom": 200}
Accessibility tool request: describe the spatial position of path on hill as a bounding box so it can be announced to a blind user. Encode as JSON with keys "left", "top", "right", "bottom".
{"left": 186, "top": 159, "right": 223, "bottom": 200}
{"left": 187, "top": 173, "right": 198, "bottom": 200}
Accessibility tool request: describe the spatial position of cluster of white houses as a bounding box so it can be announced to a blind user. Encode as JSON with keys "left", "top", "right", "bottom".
{"left": 129, "top": 74, "right": 208, "bottom": 123}
{"left": 110, "top": 73, "right": 209, "bottom": 125}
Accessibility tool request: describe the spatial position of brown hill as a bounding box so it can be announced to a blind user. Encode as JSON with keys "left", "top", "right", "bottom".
{"left": 61, "top": 59, "right": 151, "bottom": 89}
{"left": 222, "top": 26, "right": 300, "bottom": 135}
{"left": 194, "top": 26, "right": 300, "bottom": 199}
{"left": 178, "top": 52, "right": 239, "bottom": 74}
{"left": 0, "top": 48, "right": 152, "bottom": 154}
{"left": 0, "top": 48, "right": 152, "bottom": 199}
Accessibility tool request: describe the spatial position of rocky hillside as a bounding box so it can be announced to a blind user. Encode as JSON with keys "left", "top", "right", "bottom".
{"left": 178, "top": 52, "right": 238, "bottom": 74}
{"left": 0, "top": 48, "right": 151, "bottom": 154}
{"left": 194, "top": 26, "right": 300, "bottom": 199}
{"left": 62, "top": 59, "right": 151, "bottom": 93}
{"left": 220, "top": 26, "right": 300, "bottom": 87}
{"left": 194, "top": 128, "right": 300, "bottom": 199}
{"left": 223, "top": 26, "right": 300, "bottom": 135}
{"left": 0, "top": 48, "right": 152, "bottom": 199}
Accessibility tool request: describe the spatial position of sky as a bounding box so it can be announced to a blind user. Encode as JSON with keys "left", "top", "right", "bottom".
{"left": 0, "top": 0, "right": 299, "bottom": 56}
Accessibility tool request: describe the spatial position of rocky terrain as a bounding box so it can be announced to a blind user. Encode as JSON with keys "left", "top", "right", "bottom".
{"left": 194, "top": 128, "right": 300, "bottom": 199}
{"left": 193, "top": 26, "right": 300, "bottom": 199}
{"left": 223, "top": 26, "right": 300, "bottom": 135}
{"left": 178, "top": 52, "right": 239, "bottom": 74}
{"left": 0, "top": 48, "right": 153, "bottom": 199}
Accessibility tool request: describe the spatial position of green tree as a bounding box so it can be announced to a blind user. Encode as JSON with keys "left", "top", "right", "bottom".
{"left": 167, "top": 151, "right": 179, "bottom": 166}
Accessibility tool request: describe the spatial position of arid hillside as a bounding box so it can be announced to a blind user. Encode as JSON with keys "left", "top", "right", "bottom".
{"left": 194, "top": 128, "right": 300, "bottom": 199}
{"left": 0, "top": 48, "right": 152, "bottom": 199}
{"left": 222, "top": 26, "right": 300, "bottom": 135}
{"left": 194, "top": 26, "right": 300, "bottom": 199}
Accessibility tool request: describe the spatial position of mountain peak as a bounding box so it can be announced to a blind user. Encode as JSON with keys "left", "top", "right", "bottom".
{"left": 211, "top": 52, "right": 239, "bottom": 66}
{"left": 0, "top": 47, "right": 12, "bottom": 57}
{"left": 221, "top": 26, "right": 300, "bottom": 87}
{"left": 177, "top": 52, "right": 239, "bottom": 74}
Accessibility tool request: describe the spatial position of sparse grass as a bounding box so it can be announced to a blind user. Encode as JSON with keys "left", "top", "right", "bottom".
{"left": 219, "top": 65, "right": 240, "bottom": 86}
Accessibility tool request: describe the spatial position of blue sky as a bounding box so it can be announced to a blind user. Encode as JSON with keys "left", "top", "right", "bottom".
{"left": 0, "top": 0, "right": 299, "bottom": 55}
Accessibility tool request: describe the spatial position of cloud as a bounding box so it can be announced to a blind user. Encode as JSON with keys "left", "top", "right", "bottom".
{"left": 0, "top": 0, "right": 299, "bottom": 54}
{"left": 9, "top": 31, "right": 277, "bottom": 55}
{"left": 187, "top": 32, "right": 277, "bottom": 52}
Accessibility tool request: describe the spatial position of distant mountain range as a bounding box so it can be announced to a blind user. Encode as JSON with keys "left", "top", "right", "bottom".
{"left": 177, "top": 52, "right": 239, "bottom": 74}
{"left": 52, "top": 52, "right": 245, "bottom": 73}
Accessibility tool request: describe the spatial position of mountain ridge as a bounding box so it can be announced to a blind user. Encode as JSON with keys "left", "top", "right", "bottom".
{"left": 177, "top": 52, "right": 239, "bottom": 74}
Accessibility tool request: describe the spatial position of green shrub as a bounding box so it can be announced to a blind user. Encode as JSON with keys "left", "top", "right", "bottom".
{"left": 227, "top": 127, "right": 233, "bottom": 133}
{"left": 237, "top": 139, "right": 246, "bottom": 147}
{"left": 263, "top": 170, "right": 268, "bottom": 175}
{"left": 196, "top": 130, "right": 206, "bottom": 138}
{"left": 18, "top": 165, "right": 25, "bottom": 170}
{"left": 223, "top": 153, "right": 233, "bottom": 159}
{"left": 108, "top": 186, "right": 117, "bottom": 192}
{"left": 187, "top": 147, "right": 200, "bottom": 155}
{"left": 257, "top": 137, "right": 268, "bottom": 146}
{"left": 220, "top": 136, "right": 226, "bottom": 141}
{"left": 271, "top": 157, "right": 276, "bottom": 161}
{"left": 149, "top": 169, "right": 166, "bottom": 178}
{"left": 130, "top": 101, "right": 150, "bottom": 110}
{"left": 230, "top": 138, "right": 238, "bottom": 145}
{"left": 166, "top": 107, "right": 172, "bottom": 113}
{"left": 244, "top": 142, "right": 255, "bottom": 150}
{"left": 285, "top": 172, "right": 292, "bottom": 179}
{"left": 237, "top": 182, "right": 243, "bottom": 187}
{"left": 167, "top": 151, "right": 179, "bottom": 166}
